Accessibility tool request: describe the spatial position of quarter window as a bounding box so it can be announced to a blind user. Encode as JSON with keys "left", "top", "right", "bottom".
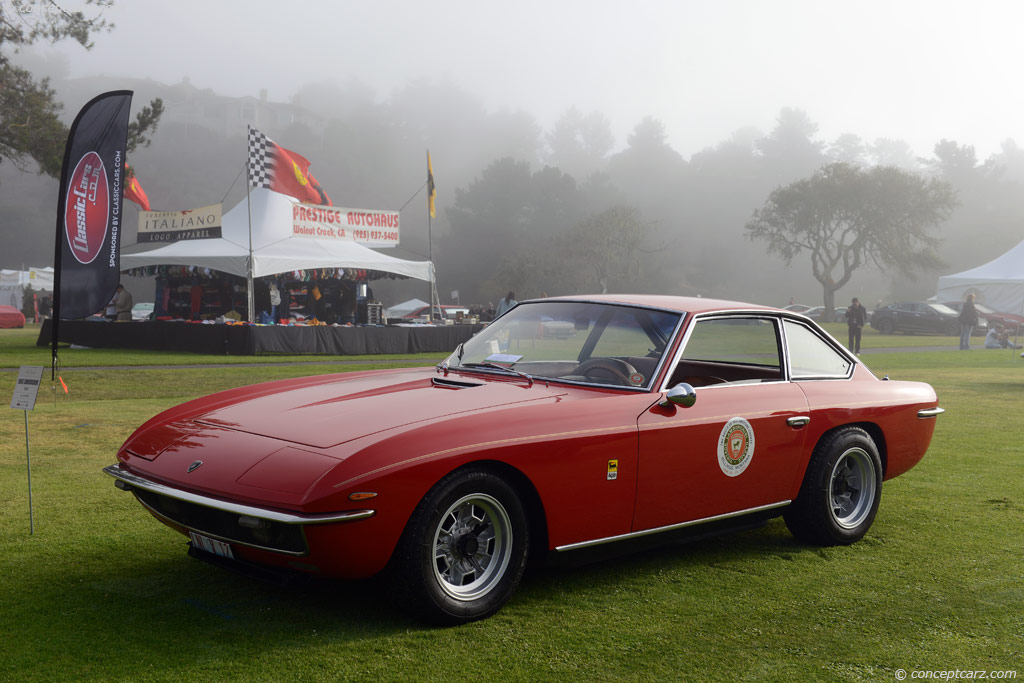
{"left": 784, "top": 321, "right": 852, "bottom": 378}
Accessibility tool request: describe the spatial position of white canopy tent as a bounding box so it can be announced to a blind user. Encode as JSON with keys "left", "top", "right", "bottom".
{"left": 0, "top": 267, "right": 54, "bottom": 309}
{"left": 935, "top": 239, "right": 1024, "bottom": 313}
{"left": 122, "top": 188, "right": 434, "bottom": 282}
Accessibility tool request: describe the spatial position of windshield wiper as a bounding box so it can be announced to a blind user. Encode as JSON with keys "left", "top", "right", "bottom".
{"left": 460, "top": 362, "right": 534, "bottom": 387}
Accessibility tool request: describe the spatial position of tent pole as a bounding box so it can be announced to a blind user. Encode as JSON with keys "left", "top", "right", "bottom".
{"left": 428, "top": 211, "right": 436, "bottom": 322}
{"left": 245, "top": 157, "right": 255, "bottom": 323}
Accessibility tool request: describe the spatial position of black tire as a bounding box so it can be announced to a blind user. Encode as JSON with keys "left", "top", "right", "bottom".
{"left": 389, "top": 468, "right": 529, "bottom": 625}
{"left": 784, "top": 427, "right": 882, "bottom": 546}
{"left": 876, "top": 318, "right": 894, "bottom": 335}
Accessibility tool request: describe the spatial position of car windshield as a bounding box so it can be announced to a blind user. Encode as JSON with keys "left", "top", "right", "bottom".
{"left": 444, "top": 301, "right": 682, "bottom": 389}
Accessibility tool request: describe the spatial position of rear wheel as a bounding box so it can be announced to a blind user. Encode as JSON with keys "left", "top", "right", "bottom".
{"left": 784, "top": 427, "right": 882, "bottom": 545}
{"left": 390, "top": 469, "right": 529, "bottom": 625}
{"left": 876, "top": 318, "right": 894, "bottom": 334}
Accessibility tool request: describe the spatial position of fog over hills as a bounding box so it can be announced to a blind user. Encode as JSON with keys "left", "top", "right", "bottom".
{"left": 4, "top": 0, "right": 1024, "bottom": 308}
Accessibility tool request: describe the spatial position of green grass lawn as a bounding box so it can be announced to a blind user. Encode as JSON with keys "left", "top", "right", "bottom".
{"left": 0, "top": 331, "right": 1021, "bottom": 681}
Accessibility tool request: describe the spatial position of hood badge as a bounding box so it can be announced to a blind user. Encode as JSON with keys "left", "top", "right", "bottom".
{"left": 186, "top": 460, "right": 203, "bottom": 473}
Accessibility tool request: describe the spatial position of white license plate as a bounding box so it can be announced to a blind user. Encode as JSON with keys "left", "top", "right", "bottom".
{"left": 189, "top": 531, "right": 234, "bottom": 559}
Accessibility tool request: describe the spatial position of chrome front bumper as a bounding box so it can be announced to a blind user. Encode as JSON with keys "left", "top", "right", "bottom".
{"left": 103, "top": 464, "right": 375, "bottom": 556}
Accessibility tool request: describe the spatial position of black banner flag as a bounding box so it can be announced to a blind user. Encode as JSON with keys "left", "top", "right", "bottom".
{"left": 51, "top": 91, "right": 133, "bottom": 373}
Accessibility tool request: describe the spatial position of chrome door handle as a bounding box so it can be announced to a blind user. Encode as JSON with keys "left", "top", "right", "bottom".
{"left": 917, "top": 407, "right": 945, "bottom": 418}
{"left": 787, "top": 416, "right": 810, "bottom": 428}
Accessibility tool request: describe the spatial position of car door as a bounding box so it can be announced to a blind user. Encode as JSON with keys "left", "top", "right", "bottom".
{"left": 633, "top": 315, "right": 810, "bottom": 532}
{"left": 915, "top": 303, "right": 941, "bottom": 334}
{"left": 891, "top": 303, "right": 916, "bottom": 332}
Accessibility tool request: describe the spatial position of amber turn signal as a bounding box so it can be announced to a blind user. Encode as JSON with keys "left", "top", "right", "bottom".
{"left": 348, "top": 492, "right": 378, "bottom": 501}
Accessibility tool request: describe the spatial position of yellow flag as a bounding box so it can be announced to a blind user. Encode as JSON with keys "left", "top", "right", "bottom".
{"left": 427, "top": 151, "right": 437, "bottom": 218}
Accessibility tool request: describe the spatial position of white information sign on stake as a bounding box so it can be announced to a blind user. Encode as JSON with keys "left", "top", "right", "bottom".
{"left": 11, "top": 366, "right": 43, "bottom": 410}
{"left": 11, "top": 365, "right": 43, "bottom": 534}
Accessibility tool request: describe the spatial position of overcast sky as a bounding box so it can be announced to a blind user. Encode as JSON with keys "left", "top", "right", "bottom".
{"left": 44, "top": 0, "right": 1024, "bottom": 159}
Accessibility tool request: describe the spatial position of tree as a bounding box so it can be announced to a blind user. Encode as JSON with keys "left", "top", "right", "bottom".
{"left": 745, "top": 163, "right": 957, "bottom": 316}
{"left": 1, "top": 0, "right": 162, "bottom": 178}
{"left": 556, "top": 206, "right": 650, "bottom": 294}
{"left": 438, "top": 158, "right": 586, "bottom": 303}
{"left": 755, "top": 107, "right": 825, "bottom": 182}
{"left": 544, "top": 107, "right": 614, "bottom": 181}
{"left": 827, "top": 133, "right": 867, "bottom": 166}
{"left": 868, "top": 138, "right": 919, "bottom": 171}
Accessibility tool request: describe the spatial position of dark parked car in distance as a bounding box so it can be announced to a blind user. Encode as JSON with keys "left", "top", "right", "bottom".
{"left": 804, "top": 306, "right": 862, "bottom": 324}
{"left": 870, "top": 302, "right": 965, "bottom": 335}
{"left": 942, "top": 301, "right": 1021, "bottom": 334}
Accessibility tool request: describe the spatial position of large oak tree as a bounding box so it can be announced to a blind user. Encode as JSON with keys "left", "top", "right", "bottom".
{"left": 1, "top": 0, "right": 162, "bottom": 178}
{"left": 745, "top": 162, "right": 957, "bottom": 315}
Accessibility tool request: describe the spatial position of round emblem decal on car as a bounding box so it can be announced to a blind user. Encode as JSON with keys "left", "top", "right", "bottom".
{"left": 718, "top": 417, "right": 755, "bottom": 477}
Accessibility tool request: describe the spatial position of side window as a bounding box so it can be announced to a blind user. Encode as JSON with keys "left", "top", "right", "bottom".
{"left": 671, "top": 317, "right": 782, "bottom": 385}
{"left": 784, "top": 321, "right": 853, "bottom": 378}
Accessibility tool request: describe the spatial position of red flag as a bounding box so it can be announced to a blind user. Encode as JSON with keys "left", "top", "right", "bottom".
{"left": 307, "top": 171, "right": 331, "bottom": 206}
{"left": 247, "top": 127, "right": 332, "bottom": 205}
{"left": 124, "top": 165, "right": 151, "bottom": 211}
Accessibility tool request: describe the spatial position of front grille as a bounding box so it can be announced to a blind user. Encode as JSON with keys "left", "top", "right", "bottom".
{"left": 133, "top": 488, "right": 308, "bottom": 555}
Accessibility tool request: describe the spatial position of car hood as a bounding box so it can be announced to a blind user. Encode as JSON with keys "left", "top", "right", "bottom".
{"left": 117, "top": 368, "right": 577, "bottom": 507}
{"left": 188, "top": 368, "right": 566, "bottom": 449}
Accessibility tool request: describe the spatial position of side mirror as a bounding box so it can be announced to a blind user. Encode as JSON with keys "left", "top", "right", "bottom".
{"left": 659, "top": 383, "right": 697, "bottom": 408}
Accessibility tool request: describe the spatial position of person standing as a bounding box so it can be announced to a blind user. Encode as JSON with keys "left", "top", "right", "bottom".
{"left": 114, "top": 283, "right": 133, "bottom": 321}
{"left": 845, "top": 297, "right": 867, "bottom": 354}
{"left": 495, "top": 291, "right": 517, "bottom": 318}
{"left": 268, "top": 281, "right": 281, "bottom": 323}
{"left": 958, "top": 293, "right": 979, "bottom": 350}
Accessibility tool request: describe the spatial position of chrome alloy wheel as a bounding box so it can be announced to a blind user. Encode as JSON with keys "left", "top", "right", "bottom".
{"left": 432, "top": 493, "right": 513, "bottom": 601}
{"left": 828, "top": 447, "right": 877, "bottom": 529}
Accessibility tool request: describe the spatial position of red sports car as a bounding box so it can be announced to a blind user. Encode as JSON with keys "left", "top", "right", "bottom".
{"left": 0, "top": 304, "right": 26, "bottom": 328}
{"left": 105, "top": 295, "right": 943, "bottom": 624}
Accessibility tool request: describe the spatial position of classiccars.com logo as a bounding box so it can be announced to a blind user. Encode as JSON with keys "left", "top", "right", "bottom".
{"left": 64, "top": 151, "right": 109, "bottom": 265}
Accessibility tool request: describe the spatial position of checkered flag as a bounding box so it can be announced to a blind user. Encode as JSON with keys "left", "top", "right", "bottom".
{"left": 244, "top": 126, "right": 330, "bottom": 204}
{"left": 247, "top": 126, "right": 273, "bottom": 189}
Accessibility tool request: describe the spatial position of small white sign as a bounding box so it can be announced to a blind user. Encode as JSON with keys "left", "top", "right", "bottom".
{"left": 11, "top": 366, "right": 43, "bottom": 411}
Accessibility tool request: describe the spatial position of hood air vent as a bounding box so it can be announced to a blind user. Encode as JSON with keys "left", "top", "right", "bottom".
{"left": 431, "top": 377, "right": 483, "bottom": 389}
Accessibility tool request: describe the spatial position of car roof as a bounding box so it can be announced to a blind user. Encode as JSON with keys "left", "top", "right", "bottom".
{"left": 528, "top": 294, "right": 779, "bottom": 315}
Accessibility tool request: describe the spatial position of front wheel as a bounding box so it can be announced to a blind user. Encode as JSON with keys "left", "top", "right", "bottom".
{"left": 389, "top": 469, "right": 529, "bottom": 625}
{"left": 784, "top": 427, "right": 882, "bottom": 545}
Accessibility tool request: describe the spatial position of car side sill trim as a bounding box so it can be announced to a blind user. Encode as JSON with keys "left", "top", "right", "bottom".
{"left": 555, "top": 500, "right": 791, "bottom": 552}
{"left": 103, "top": 464, "right": 375, "bottom": 525}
